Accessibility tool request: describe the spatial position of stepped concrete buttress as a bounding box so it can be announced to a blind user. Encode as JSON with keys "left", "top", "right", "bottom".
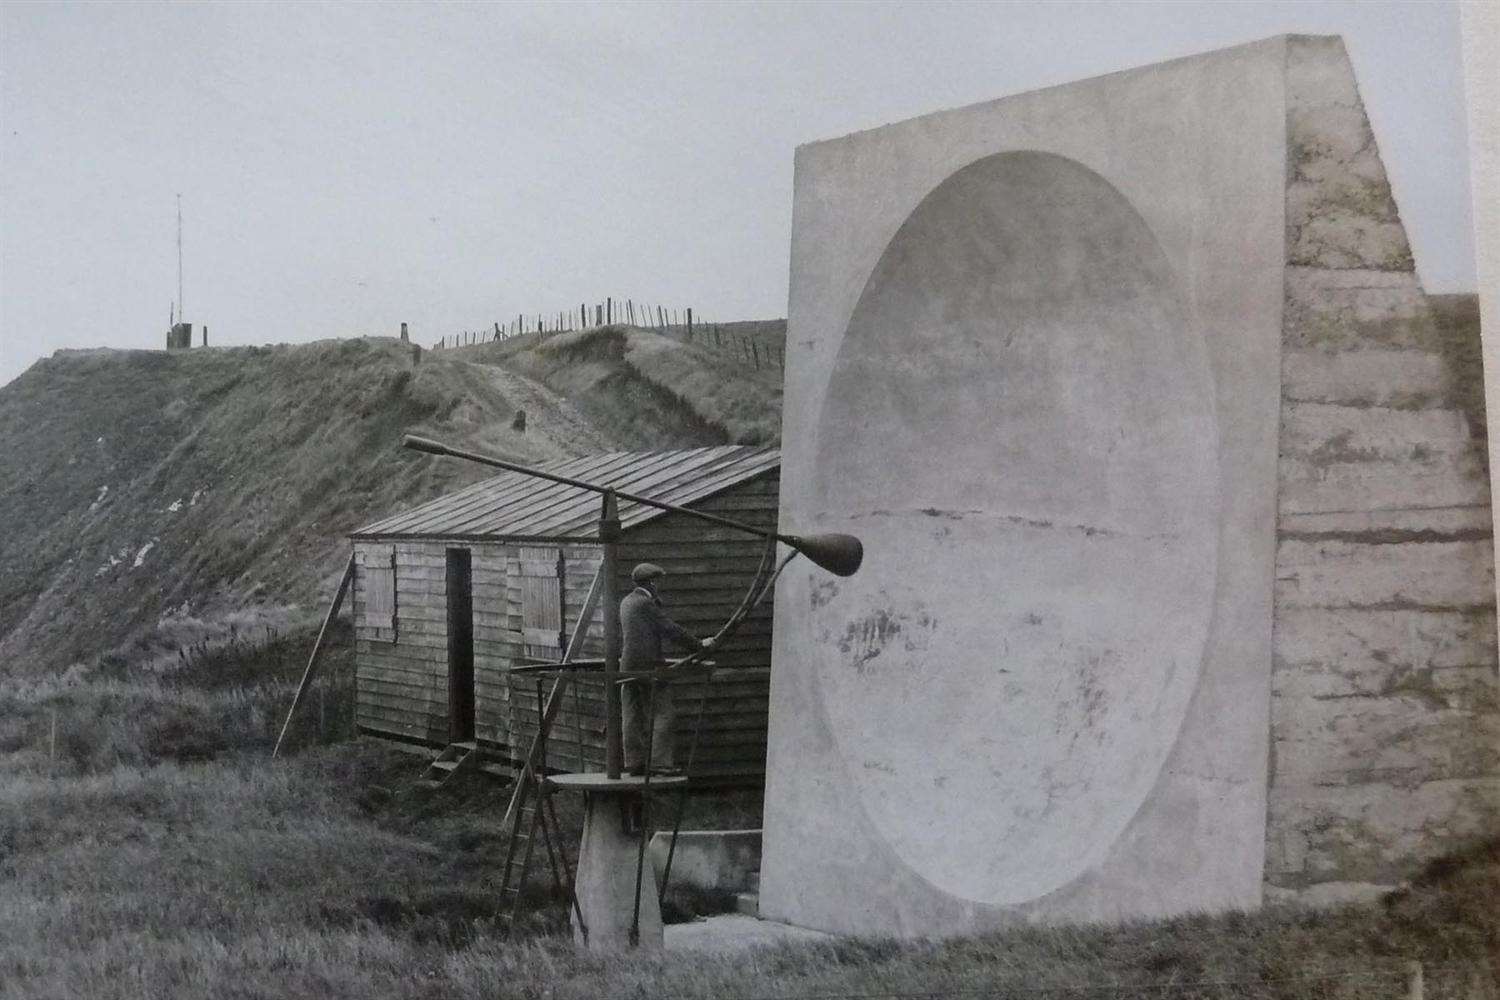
{"left": 762, "top": 34, "right": 1497, "bottom": 938}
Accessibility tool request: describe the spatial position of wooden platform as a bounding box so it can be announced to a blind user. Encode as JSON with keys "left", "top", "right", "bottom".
{"left": 546, "top": 772, "right": 690, "bottom": 793}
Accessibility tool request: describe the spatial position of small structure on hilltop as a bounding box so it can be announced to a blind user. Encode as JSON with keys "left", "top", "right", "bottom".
{"left": 166, "top": 320, "right": 192, "bottom": 350}
{"left": 165, "top": 196, "right": 204, "bottom": 350}
{"left": 347, "top": 445, "right": 780, "bottom": 787}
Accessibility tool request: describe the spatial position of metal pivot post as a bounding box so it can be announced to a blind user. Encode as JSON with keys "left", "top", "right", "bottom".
{"left": 600, "top": 491, "right": 623, "bottom": 780}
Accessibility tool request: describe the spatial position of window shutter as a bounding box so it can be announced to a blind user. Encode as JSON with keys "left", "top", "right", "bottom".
{"left": 360, "top": 546, "right": 397, "bottom": 638}
{"left": 518, "top": 547, "right": 566, "bottom": 657}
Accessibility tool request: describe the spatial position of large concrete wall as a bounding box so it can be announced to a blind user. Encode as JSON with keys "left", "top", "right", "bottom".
{"left": 764, "top": 37, "right": 1289, "bottom": 936}
{"left": 1265, "top": 37, "right": 1499, "bottom": 904}
{"left": 764, "top": 34, "right": 1499, "bottom": 938}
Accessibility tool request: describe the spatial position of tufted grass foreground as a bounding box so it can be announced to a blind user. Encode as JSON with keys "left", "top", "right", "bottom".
{"left": 1, "top": 662, "right": 1495, "bottom": 1000}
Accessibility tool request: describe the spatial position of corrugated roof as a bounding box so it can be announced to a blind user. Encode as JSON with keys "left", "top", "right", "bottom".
{"left": 352, "top": 445, "right": 780, "bottom": 540}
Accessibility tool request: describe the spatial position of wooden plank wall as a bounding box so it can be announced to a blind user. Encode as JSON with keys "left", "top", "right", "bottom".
{"left": 508, "top": 469, "right": 781, "bottom": 783}
{"left": 508, "top": 668, "right": 770, "bottom": 783}
{"left": 353, "top": 539, "right": 522, "bottom": 749}
{"left": 499, "top": 543, "right": 606, "bottom": 749}
{"left": 354, "top": 540, "right": 441, "bottom": 744}
{"left": 617, "top": 469, "right": 780, "bottom": 671}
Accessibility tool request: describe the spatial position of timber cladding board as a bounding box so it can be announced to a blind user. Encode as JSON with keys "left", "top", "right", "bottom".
{"left": 509, "top": 670, "right": 771, "bottom": 752}
{"left": 353, "top": 446, "right": 779, "bottom": 541}
{"left": 1263, "top": 37, "right": 1500, "bottom": 896}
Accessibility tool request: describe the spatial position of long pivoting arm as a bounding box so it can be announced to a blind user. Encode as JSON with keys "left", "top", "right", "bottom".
{"left": 401, "top": 434, "right": 863, "bottom": 576}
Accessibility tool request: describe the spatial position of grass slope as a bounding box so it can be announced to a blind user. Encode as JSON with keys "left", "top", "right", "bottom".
{"left": 2, "top": 631, "right": 1492, "bottom": 999}
{"left": 0, "top": 335, "right": 781, "bottom": 677}
{"left": 3, "top": 722, "right": 1495, "bottom": 998}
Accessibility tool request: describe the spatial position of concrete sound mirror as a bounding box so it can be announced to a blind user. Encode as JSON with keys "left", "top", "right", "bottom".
{"left": 764, "top": 35, "right": 1498, "bottom": 936}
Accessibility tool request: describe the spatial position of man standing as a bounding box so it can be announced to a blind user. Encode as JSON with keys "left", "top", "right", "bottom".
{"left": 621, "top": 562, "right": 712, "bottom": 775}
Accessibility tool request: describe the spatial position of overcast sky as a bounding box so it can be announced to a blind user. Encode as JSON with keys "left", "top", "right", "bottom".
{"left": 0, "top": 1, "right": 1475, "bottom": 387}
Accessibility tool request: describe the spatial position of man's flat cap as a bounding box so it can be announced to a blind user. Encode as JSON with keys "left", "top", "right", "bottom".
{"left": 631, "top": 563, "right": 666, "bottom": 583}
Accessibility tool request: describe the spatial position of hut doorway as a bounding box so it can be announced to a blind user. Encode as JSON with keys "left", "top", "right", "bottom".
{"left": 445, "top": 548, "right": 476, "bottom": 742}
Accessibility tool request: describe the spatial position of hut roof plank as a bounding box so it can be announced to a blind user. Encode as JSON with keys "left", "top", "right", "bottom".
{"left": 352, "top": 445, "right": 779, "bottom": 541}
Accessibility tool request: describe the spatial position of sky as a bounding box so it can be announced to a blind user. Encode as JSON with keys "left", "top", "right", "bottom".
{"left": 0, "top": 1, "right": 1477, "bottom": 388}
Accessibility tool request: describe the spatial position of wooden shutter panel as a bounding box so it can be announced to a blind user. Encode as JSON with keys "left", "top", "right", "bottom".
{"left": 359, "top": 546, "right": 397, "bottom": 637}
{"left": 518, "top": 547, "right": 566, "bottom": 657}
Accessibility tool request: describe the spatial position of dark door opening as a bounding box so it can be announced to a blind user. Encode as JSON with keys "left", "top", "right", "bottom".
{"left": 446, "top": 548, "right": 475, "bottom": 743}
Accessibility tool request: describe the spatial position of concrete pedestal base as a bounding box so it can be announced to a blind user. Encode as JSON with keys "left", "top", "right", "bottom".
{"left": 552, "top": 773, "right": 687, "bottom": 951}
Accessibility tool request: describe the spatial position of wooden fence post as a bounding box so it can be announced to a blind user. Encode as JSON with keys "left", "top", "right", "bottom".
{"left": 1406, "top": 961, "right": 1423, "bottom": 1000}
{"left": 686, "top": 308, "right": 693, "bottom": 341}
{"left": 607, "top": 297, "right": 612, "bottom": 324}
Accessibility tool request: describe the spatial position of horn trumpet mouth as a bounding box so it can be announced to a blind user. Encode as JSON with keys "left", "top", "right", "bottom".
{"left": 787, "top": 533, "right": 864, "bottom": 577}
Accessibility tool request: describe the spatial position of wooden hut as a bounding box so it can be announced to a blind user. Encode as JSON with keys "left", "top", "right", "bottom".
{"left": 348, "top": 445, "right": 780, "bottom": 786}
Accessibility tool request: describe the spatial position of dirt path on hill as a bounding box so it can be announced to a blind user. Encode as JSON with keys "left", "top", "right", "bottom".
{"left": 477, "top": 364, "right": 616, "bottom": 458}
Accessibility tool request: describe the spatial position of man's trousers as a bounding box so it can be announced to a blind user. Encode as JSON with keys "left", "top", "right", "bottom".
{"left": 621, "top": 678, "right": 675, "bottom": 772}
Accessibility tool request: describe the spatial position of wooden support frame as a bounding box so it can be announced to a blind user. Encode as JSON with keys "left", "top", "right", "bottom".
{"left": 272, "top": 553, "right": 356, "bottom": 759}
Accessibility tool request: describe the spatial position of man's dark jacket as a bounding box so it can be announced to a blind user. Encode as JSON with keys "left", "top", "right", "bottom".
{"left": 620, "top": 585, "right": 698, "bottom": 669}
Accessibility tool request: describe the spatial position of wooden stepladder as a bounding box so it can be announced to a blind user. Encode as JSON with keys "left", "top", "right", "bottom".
{"left": 496, "top": 565, "right": 602, "bottom": 936}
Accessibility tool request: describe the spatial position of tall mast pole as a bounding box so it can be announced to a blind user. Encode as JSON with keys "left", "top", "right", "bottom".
{"left": 176, "top": 194, "right": 183, "bottom": 321}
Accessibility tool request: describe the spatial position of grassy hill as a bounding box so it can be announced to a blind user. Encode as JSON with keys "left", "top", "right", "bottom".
{"left": 0, "top": 327, "right": 782, "bottom": 678}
